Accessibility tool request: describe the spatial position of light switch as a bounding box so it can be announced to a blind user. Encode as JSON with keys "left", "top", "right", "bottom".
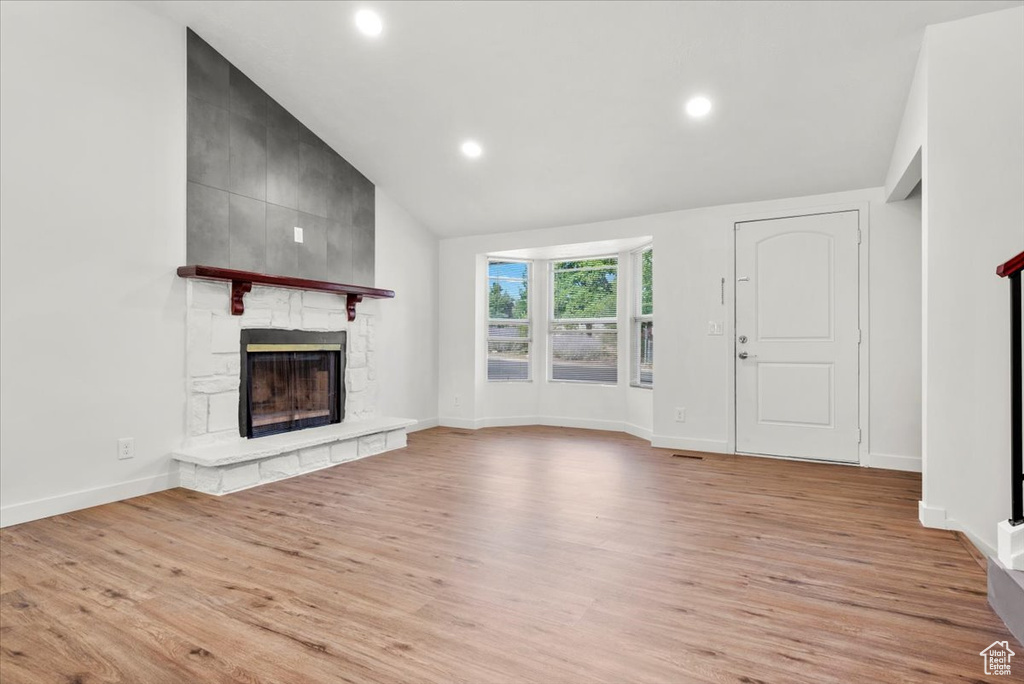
{"left": 708, "top": 321, "right": 724, "bottom": 336}
{"left": 293, "top": 226, "right": 304, "bottom": 243}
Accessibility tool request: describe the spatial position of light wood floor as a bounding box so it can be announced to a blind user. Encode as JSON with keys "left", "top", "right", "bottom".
{"left": 0, "top": 427, "right": 1014, "bottom": 683}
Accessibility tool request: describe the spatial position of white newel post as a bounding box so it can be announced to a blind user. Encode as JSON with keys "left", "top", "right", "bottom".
{"left": 998, "top": 521, "right": 1024, "bottom": 570}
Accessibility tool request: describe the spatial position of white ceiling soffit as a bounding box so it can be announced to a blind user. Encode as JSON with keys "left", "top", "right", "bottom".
{"left": 491, "top": 236, "right": 654, "bottom": 261}
{"left": 144, "top": 0, "right": 1022, "bottom": 237}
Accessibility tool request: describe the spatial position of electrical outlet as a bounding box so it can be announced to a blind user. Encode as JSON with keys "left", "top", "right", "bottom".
{"left": 293, "top": 226, "right": 304, "bottom": 243}
{"left": 674, "top": 407, "right": 686, "bottom": 423}
{"left": 453, "top": 394, "right": 462, "bottom": 408}
{"left": 117, "top": 437, "right": 135, "bottom": 460}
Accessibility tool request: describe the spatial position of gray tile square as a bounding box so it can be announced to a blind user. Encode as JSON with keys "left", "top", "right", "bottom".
{"left": 327, "top": 153, "right": 356, "bottom": 223}
{"left": 229, "top": 65, "right": 267, "bottom": 125}
{"left": 352, "top": 174, "right": 375, "bottom": 227}
{"left": 187, "top": 30, "right": 229, "bottom": 109}
{"left": 229, "top": 114, "right": 267, "bottom": 201}
{"left": 267, "top": 97, "right": 299, "bottom": 139}
{"left": 326, "top": 218, "right": 353, "bottom": 284}
{"left": 267, "top": 128, "right": 299, "bottom": 210}
{"left": 187, "top": 97, "right": 229, "bottom": 189}
{"left": 187, "top": 182, "right": 229, "bottom": 267}
{"left": 296, "top": 213, "right": 328, "bottom": 281}
{"left": 298, "top": 142, "right": 328, "bottom": 218}
{"left": 266, "top": 203, "right": 298, "bottom": 277}
{"left": 229, "top": 193, "right": 266, "bottom": 272}
{"left": 351, "top": 207, "right": 375, "bottom": 286}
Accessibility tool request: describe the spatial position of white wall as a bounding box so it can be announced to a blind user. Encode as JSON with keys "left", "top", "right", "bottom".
{"left": 439, "top": 187, "right": 923, "bottom": 467}
{"left": 869, "top": 189, "right": 923, "bottom": 471}
{"left": 0, "top": 1, "right": 188, "bottom": 526}
{"left": 913, "top": 7, "right": 1024, "bottom": 553}
{"left": 373, "top": 189, "right": 440, "bottom": 429}
{"left": 0, "top": 2, "right": 441, "bottom": 527}
{"left": 885, "top": 42, "right": 927, "bottom": 202}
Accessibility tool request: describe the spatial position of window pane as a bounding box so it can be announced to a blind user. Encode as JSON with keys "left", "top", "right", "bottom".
{"left": 636, "top": 320, "right": 653, "bottom": 386}
{"left": 488, "top": 322, "right": 530, "bottom": 340}
{"left": 553, "top": 259, "right": 617, "bottom": 319}
{"left": 488, "top": 261, "right": 529, "bottom": 320}
{"left": 487, "top": 341, "right": 530, "bottom": 381}
{"left": 641, "top": 249, "right": 653, "bottom": 316}
{"left": 551, "top": 323, "right": 617, "bottom": 383}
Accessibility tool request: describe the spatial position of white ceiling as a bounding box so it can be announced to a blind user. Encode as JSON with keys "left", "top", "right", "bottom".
{"left": 145, "top": 0, "right": 1021, "bottom": 237}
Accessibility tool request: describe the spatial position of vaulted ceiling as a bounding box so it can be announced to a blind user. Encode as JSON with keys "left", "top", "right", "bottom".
{"left": 146, "top": 0, "right": 1021, "bottom": 236}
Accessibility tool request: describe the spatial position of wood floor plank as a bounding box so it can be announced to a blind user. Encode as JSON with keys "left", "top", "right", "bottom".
{"left": 0, "top": 426, "right": 1016, "bottom": 683}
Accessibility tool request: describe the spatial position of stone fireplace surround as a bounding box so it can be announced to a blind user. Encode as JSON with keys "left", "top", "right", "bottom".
{"left": 173, "top": 279, "right": 414, "bottom": 494}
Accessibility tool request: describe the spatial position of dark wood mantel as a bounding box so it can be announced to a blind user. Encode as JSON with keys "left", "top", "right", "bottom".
{"left": 177, "top": 265, "right": 395, "bottom": 320}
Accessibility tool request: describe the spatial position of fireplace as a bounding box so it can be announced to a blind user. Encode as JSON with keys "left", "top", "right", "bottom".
{"left": 239, "top": 329, "right": 346, "bottom": 438}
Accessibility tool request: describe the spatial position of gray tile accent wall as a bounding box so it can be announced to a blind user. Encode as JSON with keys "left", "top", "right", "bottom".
{"left": 186, "top": 29, "right": 375, "bottom": 285}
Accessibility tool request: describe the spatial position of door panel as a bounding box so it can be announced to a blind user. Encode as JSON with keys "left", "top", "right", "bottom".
{"left": 735, "top": 211, "right": 859, "bottom": 463}
{"left": 756, "top": 232, "right": 833, "bottom": 340}
{"left": 757, "top": 363, "right": 833, "bottom": 427}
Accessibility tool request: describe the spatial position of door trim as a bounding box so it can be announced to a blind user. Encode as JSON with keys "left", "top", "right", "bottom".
{"left": 727, "top": 202, "right": 870, "bottom": 466}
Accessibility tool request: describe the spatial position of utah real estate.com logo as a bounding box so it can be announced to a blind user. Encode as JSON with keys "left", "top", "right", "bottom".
{"left": 979, "top": 641, "right": 1015, "bottom": 676}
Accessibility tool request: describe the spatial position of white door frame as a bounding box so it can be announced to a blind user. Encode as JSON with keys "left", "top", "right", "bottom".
{"left": 725, "top": 201, "right": 870, "bottom": 466}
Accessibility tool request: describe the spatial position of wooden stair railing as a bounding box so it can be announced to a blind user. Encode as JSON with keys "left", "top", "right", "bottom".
{"left": 998, "top": 250, "right": 1024, "bottom": 526}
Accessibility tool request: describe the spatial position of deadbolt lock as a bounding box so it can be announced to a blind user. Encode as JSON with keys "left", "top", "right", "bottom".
{"left": 738, "top": 335, "right": 747, "bottom": 344}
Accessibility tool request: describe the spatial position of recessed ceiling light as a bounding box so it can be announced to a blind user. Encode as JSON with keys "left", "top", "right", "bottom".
{"left": 685, "top": 95, "right": 713, "bottom": 118}
{"left": 355, "top": 9, "right": 383, "bottom": 37}
{"left": 461, "top": 140, "right": 483, "bottom": 159}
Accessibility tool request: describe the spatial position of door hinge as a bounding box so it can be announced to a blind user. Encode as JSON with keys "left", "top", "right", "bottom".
{"left": 858, "top": 328, "right": 862, "bottom": 344}
{"left": 857, "top": 428, "right": 862, "bottom": 444}
{"left": 857, "top": 228, "right": 862, "bottom": 244}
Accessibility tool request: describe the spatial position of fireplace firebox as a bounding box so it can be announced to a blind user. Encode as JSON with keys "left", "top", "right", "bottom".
{"left": 239, "top": 329, "right": 346, "bottom": 438}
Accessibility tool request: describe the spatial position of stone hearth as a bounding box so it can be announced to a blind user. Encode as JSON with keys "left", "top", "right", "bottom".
{"left": 174, "top": 417, "right": 414, "bottom": 495}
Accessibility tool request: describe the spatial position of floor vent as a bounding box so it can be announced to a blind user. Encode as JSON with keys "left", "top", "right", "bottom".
{"left": 673, "top": 454, "right": 704, "bottom": 460}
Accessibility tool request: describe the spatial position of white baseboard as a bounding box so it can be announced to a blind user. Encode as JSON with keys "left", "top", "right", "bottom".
{"left": 867, "top": 452, "right": 922, "bottom": 472}
{"left": 537, "top": 416, "right": 630, "bottom": 432}
{"left": 917, "top": 501, "right": 997, "bottom": 558}
{"left": 479, "top": 415, "right": 543, "bottom": 428}
{"left": 623, "top": 422, "right": 653, "bottom": 441}
{"left": 438, "top": 417, "right": 479, "bottom": 430}
{"left": 958, "top": 526, "right": 997, "bottom": 558}
{"left": 919, "top": 501, "right": 951, "bottom": 529}
{"left": 407, "top": 417, "right": 439, "bottom": 433}
{"left": 650, "top": 434, "right": 731, "bottom": 454}
{"left": 0, "top": 471, "right": 177, "bottom": 528}
{"left": 438, "top": 416, "right": 655, "bottom": 441}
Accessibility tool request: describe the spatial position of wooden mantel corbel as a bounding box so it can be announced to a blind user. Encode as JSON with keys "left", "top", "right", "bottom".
{"left": 177, "top": 265, "right": 394, "bottom": 321}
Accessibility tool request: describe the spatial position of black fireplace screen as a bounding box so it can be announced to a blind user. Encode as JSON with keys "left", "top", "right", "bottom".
{"left": 239, "top": 330, "right": 346, "bottom": 438}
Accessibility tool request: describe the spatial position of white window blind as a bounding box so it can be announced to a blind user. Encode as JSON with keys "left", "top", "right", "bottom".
{"left": 550, "top": 257, "right": 618, "bottom": 383}
{"left": 487, "top": 259, "right": 531, "bottom": 381}
{"left": 632, "top": 247, "right": 653, "bottom": 387}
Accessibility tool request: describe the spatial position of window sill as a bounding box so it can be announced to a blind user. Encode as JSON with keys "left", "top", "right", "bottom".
{"left": 547, "top": 379, "right": 619, "bottom": 387}
{"left": 629, "top": 383, "right": 654, "bottom": 390}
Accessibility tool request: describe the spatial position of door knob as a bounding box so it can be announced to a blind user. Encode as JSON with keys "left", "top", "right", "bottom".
{"left": 738, "top": 351, "right": 749, "bottom": 359}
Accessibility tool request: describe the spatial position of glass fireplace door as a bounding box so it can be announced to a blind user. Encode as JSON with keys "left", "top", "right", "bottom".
{"left": 246, "top": 344, "right": 341, "bottom": 438}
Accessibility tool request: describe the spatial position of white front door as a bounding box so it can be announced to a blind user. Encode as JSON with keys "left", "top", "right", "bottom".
{"left": 735, "top": 211, "right": 860, "bottom": 463}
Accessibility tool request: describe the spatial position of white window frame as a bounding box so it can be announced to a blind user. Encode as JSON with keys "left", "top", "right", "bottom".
{"left": 486, "top": 258, "right": 532, "bottom": 382}
{"left": 548, "top": 256, "right": 619, "bottom": 385}
{"left": 631, "top": 245, "right": 653, "bottom": 388}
